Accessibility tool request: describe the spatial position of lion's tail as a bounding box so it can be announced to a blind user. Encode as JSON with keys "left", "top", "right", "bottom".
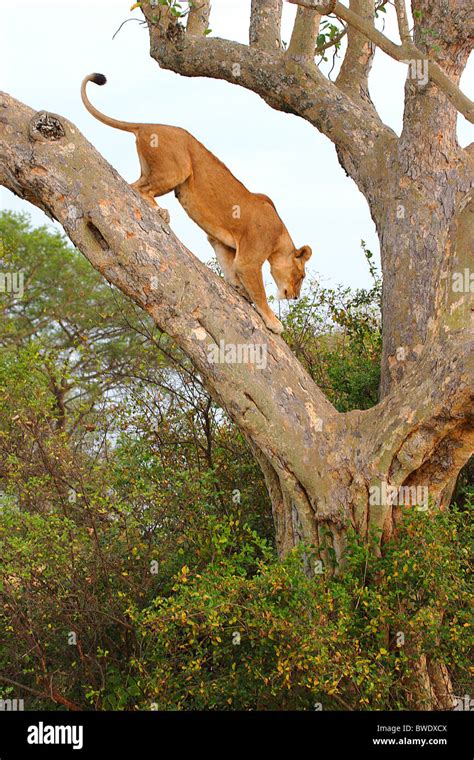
{"left": 81, "top": 74, "right": 139, "bottom": 134}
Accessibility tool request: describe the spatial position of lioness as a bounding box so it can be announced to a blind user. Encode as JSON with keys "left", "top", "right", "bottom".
{"left": 81, "top": 73, "right": 312, "bottom": 334}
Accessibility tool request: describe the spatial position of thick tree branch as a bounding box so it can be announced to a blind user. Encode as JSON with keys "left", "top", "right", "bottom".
{"left": 0, "top": 93, "right": 342, "bottom": 518}
{"left": 398, "top": 0, "right": 474, "bottom": 160}
{"left": 141, "top": 2, "right": 390, "bottom": 182}
{"left": 0, "top": 94, "right": 471, "bottom": 556}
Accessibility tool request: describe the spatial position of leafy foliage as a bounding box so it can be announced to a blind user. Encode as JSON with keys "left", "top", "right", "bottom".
{"left": 126, "top": 504, "right": 472, "bottom": 710}
{"left": 282, "top": 241, "right": 381, "bottom": 411}
{"left": 1, "top": 498, "right": 471, "bottom": 710}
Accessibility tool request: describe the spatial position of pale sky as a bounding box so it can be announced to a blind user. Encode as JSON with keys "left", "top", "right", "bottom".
{"left": 1, "top": 0, "right": 472, "bottom": 292}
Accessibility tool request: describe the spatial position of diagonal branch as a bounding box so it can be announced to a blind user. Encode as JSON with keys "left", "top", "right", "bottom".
{"left": 287, "top": 0, "right": 474, "bottom": 122}
{"left": 0, "top": 674, "right": 82, "bottom": 711}
{"left": 0, "top": 92, "right": 338, "bottom": 512}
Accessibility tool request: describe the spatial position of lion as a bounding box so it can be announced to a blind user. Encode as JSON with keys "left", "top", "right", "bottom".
{"left": 81, "top": 73, "right": 312, "bottom": 334}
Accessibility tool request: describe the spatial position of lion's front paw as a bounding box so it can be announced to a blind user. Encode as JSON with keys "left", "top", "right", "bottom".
{"left": 232, "top": 283, "right": 252, "bottom": 303}
{"left": 264, "top": 314, "right": 284, "bottom": 335}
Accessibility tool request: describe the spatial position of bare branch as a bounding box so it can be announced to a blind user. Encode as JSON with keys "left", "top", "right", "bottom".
{"left": 394, "top": 0, "right": 411, "bottom": 44}
{"left": 288, "top": 6, "right": 321, "bottom": 59}
{"left": 0, "top": 675, "right": 81, "bottom": 711}
{"left": 336, "top": 0, "right": 376, "bottom": 106}
{"left": 143, "top": 17, "right": 390, "bottom": 181}
{"left": 187, "top": 0, "right": 211, "bottom": 36}
{"left": 250, "top": 0, "right": 284, "bottom": 51}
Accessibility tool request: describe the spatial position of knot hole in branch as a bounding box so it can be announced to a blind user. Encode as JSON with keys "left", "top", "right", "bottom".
{"left": 166, "top": 21, "right": 185, "bottom": 46}
{"left": 29, "top": 111, "right": 66, "bottom": 142}
{"left": 86, "top": 221, "right": 110, "bottom": 251}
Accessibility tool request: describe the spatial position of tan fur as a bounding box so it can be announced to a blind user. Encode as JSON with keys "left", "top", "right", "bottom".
{"left": 81, "top": 74, "right": 312, "bottom": 334}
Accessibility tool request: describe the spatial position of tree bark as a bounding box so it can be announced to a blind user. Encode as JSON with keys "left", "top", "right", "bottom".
{"left": 336, "top": 0, "right": 375, "bottom": 107}
{"left": 288, "top": 5, "right": 321, "bottom": 60}
{"left": 250, "top": 0, "right": 284, "bottom": 51}
{"left": 186, "top": 1, "right": 211, "bottom": 36}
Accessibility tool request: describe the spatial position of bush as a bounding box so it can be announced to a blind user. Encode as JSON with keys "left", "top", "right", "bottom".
{"left": 86, "top": 502, "right": 471, "bottom": 710}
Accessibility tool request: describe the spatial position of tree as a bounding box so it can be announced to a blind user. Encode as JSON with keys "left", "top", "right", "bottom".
{"left": 0, "top": 1, "right": 472, "bottom": 709}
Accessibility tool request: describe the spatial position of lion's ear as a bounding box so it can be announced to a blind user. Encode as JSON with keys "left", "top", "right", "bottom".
{"left": 295, "top": 245, "right": 312, "bottom": 262}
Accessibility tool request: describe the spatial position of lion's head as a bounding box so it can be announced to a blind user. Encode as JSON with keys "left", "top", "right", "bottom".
{"left": 270, "top": 245, "right": 312, "bottom": 300}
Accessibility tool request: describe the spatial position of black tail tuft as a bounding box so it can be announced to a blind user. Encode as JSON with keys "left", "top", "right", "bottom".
{"left": 91, "top": 73, "right": 107, "bottom": 86}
